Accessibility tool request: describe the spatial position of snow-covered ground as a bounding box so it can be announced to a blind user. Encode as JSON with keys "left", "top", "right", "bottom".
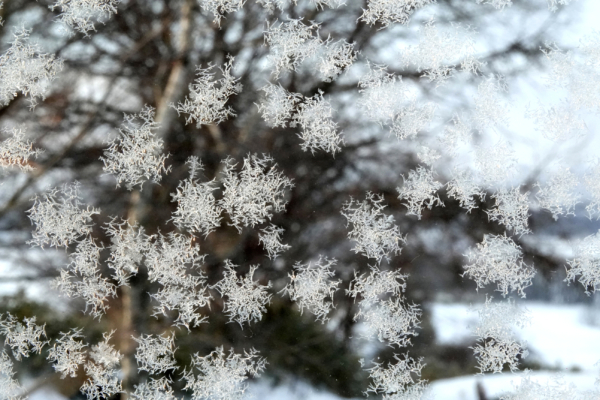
{"left": 428, "top": 370, "right": 598, "bottom": 400}
{"left": 429, "top": 301, "right": 600, "bottom": 371}
{"left": 28, "top": 301, "right": 600, "bottom": 400}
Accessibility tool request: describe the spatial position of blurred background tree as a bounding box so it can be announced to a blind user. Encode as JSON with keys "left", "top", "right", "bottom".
{"left": 0, "top": 0, "right": 598, "bottom": 399}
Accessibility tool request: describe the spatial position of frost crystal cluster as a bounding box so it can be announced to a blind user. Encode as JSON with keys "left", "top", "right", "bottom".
{"left": 219, "top": 154, "right": 294, "bottom": 231}
{"left": 341, "top": 192, "right": 405, "bottom": 263}
{"left": 486, "top": 187, "right": 532, "bottom": 236}
{"left": 183, "top": 346, "right": 266, "bottom": 400}
{"left": 258, "top": 224, "right": 290, "bottom": 259}
{"left": 256, "top": 83, "right": 302, "bottom": 128}
{"left": 501, "top": 374, "right": 585, "bottom": 400}
{"left": 0, "top": 28, "right": 63, "bottom": 108}
{"left": 145, "top": 233, "right": 211, "bottom": 329}
{"left": 50, "top": 0, "right": 120, "bottom": 36}
{"left": 104, "top": 218, "right": 149, "bottom": 287}
{"left": 474, "top": 139, "right": 518, "bottom": 185}
{"left": 585, "top": 159, "right": 600, "bottom": 219}
{"left": 197, "top": 0, "right": 244, "bottom": 26}
{"left": 171, "top": 157, "right": 222, "bottom": 238}
{"left": 264, "top": 19, "right": 321, "bottom": 78}
{"left": 348, "top": 266, "right": 420, "bottom": 347}
{"left": 53, "top": 238, "right": 117, "bottom": 319}
{"left": 0, "top": 127, "right": 42, "bottom": 172}
{"left": 291, "top": 90, "right": 343, "bottom": 155}
{"left": 565, "top": 230, "right": 600, "bottom": 294}
{"left": 131, "top": 377, "right": 179, "bottom": 400}
{"left": 358, "top": 63, "right": 435, "bottom": 140}
{"left": 81, "top": 331, "right": 123, "bottom": 400}
{"left": 211, "top": 261, "right": 272, "bottom": 327}
{"left": 47, "top": 328, "right": 87, "bottom": 379}
{"left": 526, "top": 103, "right": 586, "bottom": 141}
{"left": 365, "top": 354, "right": 430, "bottom": 400}
{"left": 401, "top": 20, "right": 482, "bottom": 86}
{"left": 133, "top": 332, "right": 178, "bottom": 374}
{"left": 27, "top": 182, "right": 100, "bottom": 248}
{"left": 280, "top": 257, "right": 341, "bottom": 322}
{"left": 446, "top": 168, "right": 486, "bottom": 213}
{"left": 101, "top": 106, "right": 170, "bottom": 190}
{"left": 173, "top": 56, "right": 242, "bottom": 126}
{"left": 396, "top": 166, "right": 444, "bottom": 219}
{"left": 535, "top": 165, "right": 581, "bottom": 220}
{"left": 0, "top": 313, "right": 47, "bottom": 361}
{"left": 464, "top": 234, "right": 535, "bottom": 297}
{"left": 359, "top": 0, "right": 435, "bottom": 27}
{"left": 471, "top": 298, "right": 530, "bottom": 374}
{"left": 318, "top": 39, "right": 357, "bottom": 82}
{"left": 0, "top": 350, "right": 23, "bottom": 400}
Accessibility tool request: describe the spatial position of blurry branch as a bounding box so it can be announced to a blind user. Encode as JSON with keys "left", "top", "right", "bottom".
{"left": 0, "top": 15, "right": 172, "bottom": 220}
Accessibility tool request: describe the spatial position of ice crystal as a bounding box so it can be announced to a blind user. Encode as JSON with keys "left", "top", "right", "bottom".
{"left": 101, "top": 106, "right": 170, "bottom": 190}
{"left": 396, "top": 166, "right": 444, "bottom": 220}
{"left": 565, "top": 230, "right": 600, "bottom": 294}
{"left": 280, "top": 257, "right": 341, "bottom": 322}
{"left": 472, "top": 75, "right": 509, "bottom": 130}
{"left": 471, "top": 297, "right": 529, "bottom": 374}
{"left": 585, "top": 159, "right": 600, "bottom": 220}
{"left": 0, "top": 28, "right": 63, "bottom": 108}
{"left": 132, "top": 377, "right": 179, "bottom": 400}
{"left": 525, "top": 103, "right": 586, "bottom": 142}
{"left": 133, "top": 332, "right": 178, "bottom": 375}
{"left": 258, "top": 224, "right": 291, "bottom": 259}
{"left": 172, "top": 56, "right": 242, "bottom": 126}
{"left": 47, "top": 328, "right": 87, "bottom": 379}
{"left": 501, "top": 373, "right": 584, "bottom": 400}
{"left": 535, "top": 165, "right": 580, "bottom": 220}
{"left": 146, "top": 233, "right": 211, "bottom": 330}
{"left": 486, "top": 187, "right": 531, "bottom": 236}
{"left": 347, "top": 264, "right": 408, "bottom": 304}
{"left": 256, "top": 83, "right": 302, "bottom": 128}
{"left": 464, "top": 234, "right": 536, "bottom": 297}
{"left": 318, "top": 39, "right": 357, "bottom": 82}
{"left": 475, "top": 0, "right": 512, "bottom": 10}
{"left": 401, "top": 20, "right": 482, "bottom": 86}
{"left": 171, "top": 157, "right": 222, "bottom": 238}
{"left": 212, "top": 261, "right": 272, "bottom": 327}
{"left": 81, "top": 331, "right": 123, "bottom": 400}
{"left": 52, "top": 238, "right": 117, "bottom": 319}
{"left": 197, "top": 0, "right": 244, "bottom": 26}
{"left": 291, "top": 90, "right": 344, "bottom": 155}
{"left": 446, "top": 167, "right": 486, "bottom": 213}
{"left": 341, "top": 192, "right": 405, "bottom": 263}
{"left": 264, "top": 19, "right": 322, "bottom": 78}
{"left": 474, "top": 139, "right": 518, "bottom": 186}
{"left": 50, "top": 0, "right": 119, "bottom": 36}
{"left": 0, "top": 127, "right": 42, "bottom": 172}
{"left": 182, "top": 346, "right": 266, "bottom": 400}
{"left": 219, "top": 154, "right": 294, "bottom": 232}
{"left": 355, "top": 298, "right": 421, "bottom": 347}
{"left": 103, "top": 218, "right": 149, "bottom": 286}
{"left": 365, "top": 354, "right": 429, "bottom": 400}
{"left": 27, "top": 182, "right": 100, "bottom": 248}
{"left": 0, "top": 351, "right": 23, "bottom": 400}
{"left": 0, "top": 313, "right": 47, "bottom": 361}
{"left": 359, "top": 0, "right": 435, "bottom": 27}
